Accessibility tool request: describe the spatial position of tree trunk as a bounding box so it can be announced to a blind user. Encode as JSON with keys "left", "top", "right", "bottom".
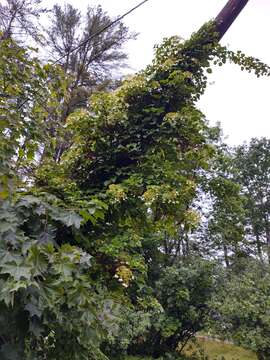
{"left": 265, "top": 223, "right": 270, "bottom": 265}
{"left": 215, "top": 0, "right": 250, "bottom": 40}
{"left": 254, "top": 233, "right": 263, "bottom": 263}
{"left": 223, "top": 245, "right": 230, "bottom": 267}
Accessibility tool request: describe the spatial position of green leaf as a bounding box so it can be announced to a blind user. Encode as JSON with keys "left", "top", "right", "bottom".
{"left": 25, "top": 303, "right": 42, "bottom": 318}
{"left": 1, "top": 261, "right": 32, "bottom": 280}
{"left": 27, "top": 246, "right": 48, "bottom": 275}
{"left": 51, "top": 208, "right": 82, "bottom": 228}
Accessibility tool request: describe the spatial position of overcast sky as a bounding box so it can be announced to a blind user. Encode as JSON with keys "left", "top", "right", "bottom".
{"left": 45, "top": 0, "right": 270, "bottom": 145}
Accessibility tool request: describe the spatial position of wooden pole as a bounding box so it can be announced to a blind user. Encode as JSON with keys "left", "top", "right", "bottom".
{"left": 215, "top": 0, "right": 250, "bottom": 40}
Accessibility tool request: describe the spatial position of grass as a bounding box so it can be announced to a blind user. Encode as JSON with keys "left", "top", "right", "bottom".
{"left": 183, "top": 338, "right": 256, "bottom": 360}
{"left": 124, "top": 338, "right": 257, "bottom": 360}
{"left": 124, "top": 358, "right": 152, "bottom": 360}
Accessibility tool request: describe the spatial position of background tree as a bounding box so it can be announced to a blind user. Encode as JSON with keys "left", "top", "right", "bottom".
{"left": 46, "top": 4, "right": 135, "bottom": 92}
{"left": 234, "top": 138, "right": 270, "bottom": 263}
{"left": 0, "top": 0, "right": 46, "bottom": 42}
{"left": 209, "top": 259, "right": 270, "bottom": 360}
{"left": 204, "top": 145, "right": 246, "bottom": 266}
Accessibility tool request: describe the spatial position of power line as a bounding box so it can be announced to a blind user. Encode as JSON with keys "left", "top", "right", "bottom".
{"left": 51, "top": 0, "right": 150, "bottom": 67}
{"left": 17, "top": 0, "right": 150, "bottom": 109}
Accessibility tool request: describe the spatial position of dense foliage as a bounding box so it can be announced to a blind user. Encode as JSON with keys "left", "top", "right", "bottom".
{"left": 210, "top": 260, "right": 270, "bottom": 360}
{"left": 1, "top": 2, "right": 270, "bottom": 360}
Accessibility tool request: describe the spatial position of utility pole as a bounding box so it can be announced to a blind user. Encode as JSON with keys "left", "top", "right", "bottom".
{"left": 215, "top": 0, "right": 250, "bottom": 40}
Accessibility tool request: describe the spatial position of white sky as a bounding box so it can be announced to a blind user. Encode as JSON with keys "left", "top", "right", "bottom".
{"left": 44, "top": 0, "right": 270, "bottom": 145}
